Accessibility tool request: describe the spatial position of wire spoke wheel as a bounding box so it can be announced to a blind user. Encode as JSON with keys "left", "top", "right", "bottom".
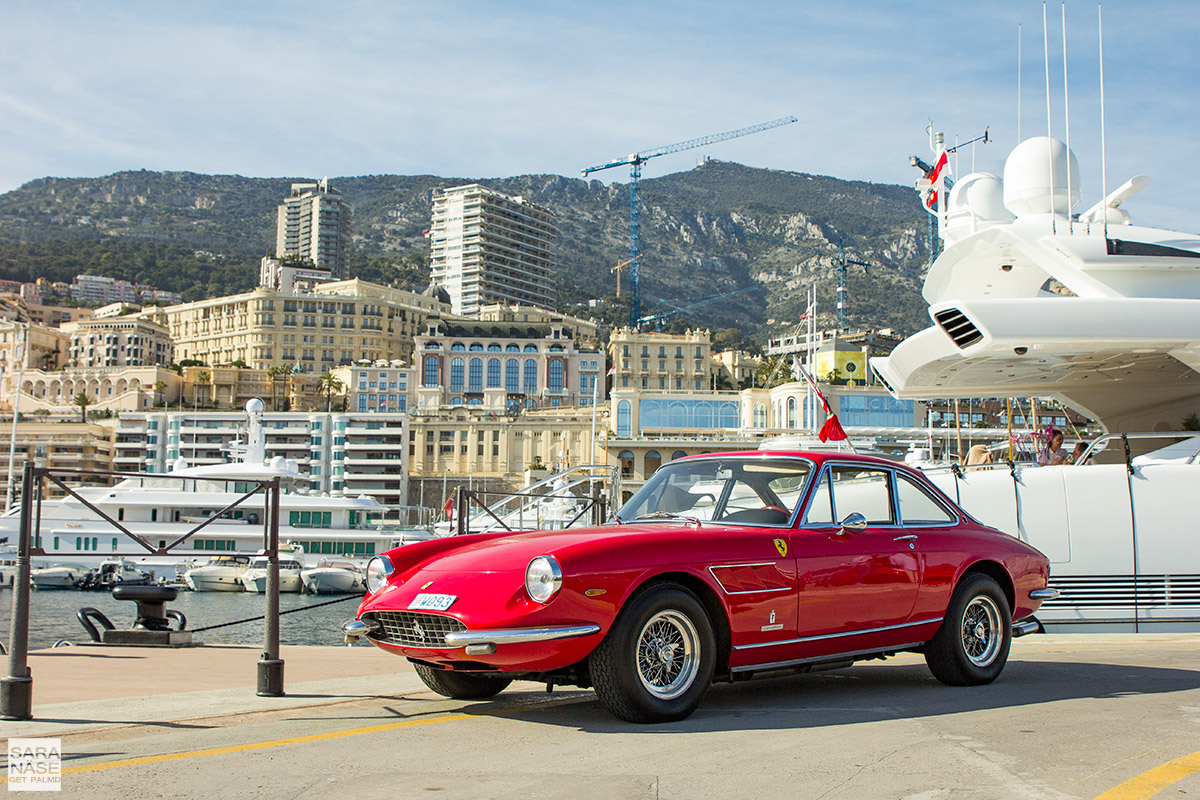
{"left": 636, "top": 610, "right": 700, "bottom": 699}
{"left": 590, "top": 583, "right": 716, "bottom": 722}
{"left": 925, "top": 573, "right": 1012, "bottom": 686}
{"left": 960, "top": 595, "right": 1002, "bottom": 667}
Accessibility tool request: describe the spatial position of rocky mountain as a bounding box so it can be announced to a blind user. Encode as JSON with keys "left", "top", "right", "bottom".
{"left": 0, "top": 160, "right": 935, "bottom": 341}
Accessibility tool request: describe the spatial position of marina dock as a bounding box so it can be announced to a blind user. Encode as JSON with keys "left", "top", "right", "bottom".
{"left": 3, "top": 634, "right": 1198, "bottom": 798}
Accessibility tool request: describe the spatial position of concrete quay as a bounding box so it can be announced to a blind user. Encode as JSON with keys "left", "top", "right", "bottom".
{"left": 2, "top": 634, "right": 1199, "bottom": 799}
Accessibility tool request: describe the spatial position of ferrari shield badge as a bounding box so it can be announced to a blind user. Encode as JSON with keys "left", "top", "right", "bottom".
{"left": 774, "top": 538, "right": 788, "bottom": 557}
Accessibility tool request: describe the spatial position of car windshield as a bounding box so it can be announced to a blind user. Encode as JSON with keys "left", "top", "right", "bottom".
{"left": 614, "top": 456, "right": 814, "bottom": 526}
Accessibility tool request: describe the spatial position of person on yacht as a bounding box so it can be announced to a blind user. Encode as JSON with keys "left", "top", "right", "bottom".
{"left": 1039, "top": 429, "right": 1066, "bottom": 466}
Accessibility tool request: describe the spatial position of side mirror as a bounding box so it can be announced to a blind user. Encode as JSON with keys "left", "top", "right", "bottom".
{"left": 838, "top": 512, "right": 868, "bottom": 535}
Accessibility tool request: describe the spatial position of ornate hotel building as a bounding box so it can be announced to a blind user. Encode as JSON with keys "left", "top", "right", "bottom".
{"left": 429, "top": 185, "right": 557, "bottom": 316}
{"left": 411, "top": 314, "right": 605, "bottom": 415}
{"left": 164, "top": 279, "right": 452, "bottom": 372}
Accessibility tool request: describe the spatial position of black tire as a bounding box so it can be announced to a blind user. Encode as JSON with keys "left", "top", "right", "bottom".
{"left": 590, "top": 583, "right": 716, "bottom": 723}
{"left": 413, "top": 663, "right": 513, "bottom": 700}
{"left": 925, "top": 572, "right": 1012, "bottom": 686}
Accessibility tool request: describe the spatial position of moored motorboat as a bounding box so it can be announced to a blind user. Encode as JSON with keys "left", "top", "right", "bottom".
{"left": 300, "top": 559, "right": 366, "bottom": 594}
{"left": 240, "top": 548, "right": 305, "bottom": 594}
{"left": 30, "top": 564, "right": 91, "bottom": 589}
{"left": 184, "top": 554, "right": 251, "bottom": 592}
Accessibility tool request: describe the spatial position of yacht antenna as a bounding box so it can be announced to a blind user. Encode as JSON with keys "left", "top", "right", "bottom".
{"left": 1062, "top": 3, "right": 1073, "bottom": 234}
{"left": 1017, "top": 24, "right": 1022, "bottom": 143}
{"left": 1098, "top": 3, "right": 1109, "bottom": 240}
{"left": 1043, "top": 2, "right": 1057, "bottom": 234}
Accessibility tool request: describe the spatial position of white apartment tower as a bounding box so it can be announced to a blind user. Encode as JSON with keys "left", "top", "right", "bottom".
{"left": 429, "top": 184, "right": 557, "bottom": 316}
{"left": 276, "top": 179, "right": 352, "bottom": 279}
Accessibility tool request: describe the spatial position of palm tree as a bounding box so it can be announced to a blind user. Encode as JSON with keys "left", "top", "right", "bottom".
{"left": 195, "top": 371, "right": 210, "bottom": 409}
{"left": 153, "top": 380, "right": 166, "bottom": 407}
{"left": 72, "top": 393, "right": 92, "bottom": 423}
{"left": 318, "top": 371, "right": 345, "bottom": 412}
{"left": 267, "top": 365, "right": 293, "bottom": 412}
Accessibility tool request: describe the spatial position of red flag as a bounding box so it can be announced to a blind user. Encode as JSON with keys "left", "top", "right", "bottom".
{"left": 443, "top": 490, "right": 454, "bottom": 522}
{"left": 793, "top": 360, "right": 848, "bottom": 443}
{"left": 925, "top": 149, "right": 949, "bottom": 210}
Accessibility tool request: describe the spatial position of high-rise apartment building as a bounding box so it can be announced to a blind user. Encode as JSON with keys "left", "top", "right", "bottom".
{"left": 429, "top": 184, "right": 557, "bottom": 316}
{"left": 276, "top": 179, "right": 352, "bottom": 279}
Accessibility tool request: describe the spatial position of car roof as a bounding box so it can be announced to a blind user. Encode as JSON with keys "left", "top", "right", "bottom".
{"left": 673, "top": 449, "right": 908, "bottom": 470}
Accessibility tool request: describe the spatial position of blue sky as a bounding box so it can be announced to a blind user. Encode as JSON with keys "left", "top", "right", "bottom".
{"left": 3, "top": 1, "right": 1198, "bottom": 233}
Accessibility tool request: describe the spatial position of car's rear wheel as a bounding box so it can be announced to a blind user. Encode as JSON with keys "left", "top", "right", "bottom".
{"left": 925, "top": 572, "right": 1012, "bottom": 686}
{"left": 590, "top": 583, "right": 715, "bottom": 723}
{"left": 413, "top": 663, "right": 513, "bottom": 699}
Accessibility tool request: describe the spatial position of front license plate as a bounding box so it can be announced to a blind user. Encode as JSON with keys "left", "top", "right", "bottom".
{"left": 409, "top": 593, "right": 457, "bottom": 611}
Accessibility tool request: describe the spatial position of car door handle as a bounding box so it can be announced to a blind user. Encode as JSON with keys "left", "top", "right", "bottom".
{"left": 892, "top": 534, "right": 918, "bottom": 541}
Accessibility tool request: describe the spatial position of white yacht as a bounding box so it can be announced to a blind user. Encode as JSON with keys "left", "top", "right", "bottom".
{"left": 185, "top": 554, "right": 251, "bottom": 592}
{"left": 240, "top": 548, "right": 305, "bottom": 594}
{"left": 300, "top": 559, "right": 366, "bottom": 595}
{"left": 2, "top": 399, "right": 431, "bottom": 570}
{"left": 871, "top": 135, "right": 1200, "bottom": 631}
{"left": 30, "top": 564, "right": 90, "bottom": 590}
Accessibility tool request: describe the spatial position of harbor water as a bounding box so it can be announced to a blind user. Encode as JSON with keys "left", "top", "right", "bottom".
{"left": 0, "top": 586, "right": 362, "bottom": 651}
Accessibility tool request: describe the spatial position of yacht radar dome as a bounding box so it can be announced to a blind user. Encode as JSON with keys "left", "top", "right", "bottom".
{"left": 1003, "top": 137, "right": 1080, "bottom": 218}
{"left": 245, "top": 398, "right": 265, "bottom": 415}
{"left": 946, "top": 172, "right": 1013, "bottom": 237}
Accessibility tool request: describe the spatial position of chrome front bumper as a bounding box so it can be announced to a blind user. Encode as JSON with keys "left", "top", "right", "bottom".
{"left": 1030, "top": 588, "right": 1060, "bottom": 601}
{"left": 341, "top": 618, "right": 600, "bottom": 650}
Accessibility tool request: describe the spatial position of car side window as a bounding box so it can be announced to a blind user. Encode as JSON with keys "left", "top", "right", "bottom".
{"left": 803, "top": 471, "right": 835, "bottom": 525}
{"left": 830, "top": 466, "right": 894, "bottom": 525}
{"left": 896, "top": 474, "right": 956, "bottom": 524}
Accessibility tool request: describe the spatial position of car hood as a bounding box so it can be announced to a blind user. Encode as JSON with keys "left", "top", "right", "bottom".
{"left": 408, "top": 526, "right": 629, "bottom": 574}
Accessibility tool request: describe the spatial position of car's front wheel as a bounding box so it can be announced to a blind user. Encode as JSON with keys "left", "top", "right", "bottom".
{"left": 413, "top": 663, "right": 513, "bottom": 700}
{"left": 925, "top": 572, "right": 1012, "bottom": 686}
{"left": 590, "top": 583, "right": 716, "bottom": 723}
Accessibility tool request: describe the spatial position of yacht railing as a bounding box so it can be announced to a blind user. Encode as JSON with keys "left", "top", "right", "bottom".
{"left": 446, "top": 465, "right": 618, "bottom": 536}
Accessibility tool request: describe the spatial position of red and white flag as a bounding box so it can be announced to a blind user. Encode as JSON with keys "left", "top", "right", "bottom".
{"left": 793, "top": 360, "right": 849, "bottom": 444}
{"left": 924, "top": 149, "right": 950, "bottom": 211}
{"left": 442, "top": 490, "right": 455, "bottom": 523}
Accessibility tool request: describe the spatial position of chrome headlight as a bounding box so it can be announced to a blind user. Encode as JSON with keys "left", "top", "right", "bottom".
{"left": 365, "top": 555, "right": 393, "bottom": 594}
{"left": 525, "top": 555, "right": 563, "bottom": 604}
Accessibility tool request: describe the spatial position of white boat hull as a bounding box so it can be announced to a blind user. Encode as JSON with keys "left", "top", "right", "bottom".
{"left": 240, "top": 570, "right": 303, "bottom": 593}
{"left": 186, "top": 568, "right": 248, "bottom": 592}
{"left": 300, "top": 567, "right": 364, "bottom": 595}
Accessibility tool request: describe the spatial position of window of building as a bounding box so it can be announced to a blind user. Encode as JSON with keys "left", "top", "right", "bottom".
{"left": 523, "top": 359, "right": 537, "bottom": 394}
{"left": 423, "top": 356, "right": 439, "bottom": 387}
{"left": 504, "top": 359, "right": 519, "bottom": 392}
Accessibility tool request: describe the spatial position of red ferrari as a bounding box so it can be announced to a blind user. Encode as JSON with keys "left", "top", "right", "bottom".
{"left": 343, "top": 451, "right": 1056, "bottom": 723}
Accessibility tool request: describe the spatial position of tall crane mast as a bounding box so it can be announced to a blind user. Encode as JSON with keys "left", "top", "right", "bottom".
{"left": 582, "top": 116, "right": 797, "bottom": 327}
{"left": 834, "top": 241, "right": 870, "bottom": 332}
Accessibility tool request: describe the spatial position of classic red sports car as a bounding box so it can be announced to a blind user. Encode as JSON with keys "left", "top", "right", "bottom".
{"left": 343, "top": 451, "right": 1056, "bottom": 723}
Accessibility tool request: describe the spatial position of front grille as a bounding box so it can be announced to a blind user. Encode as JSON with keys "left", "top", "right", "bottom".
{"left": 364, "top": 610, "right": 467, "bottom": 648}
{"left": 934, "top": 308, "right": 984, "bottom": 349}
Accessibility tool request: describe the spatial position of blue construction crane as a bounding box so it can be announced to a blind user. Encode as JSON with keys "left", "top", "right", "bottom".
{"left": 582, "top": 116, "right": 798, "bottom": 327}
{"left": 637, "top": 285, "right": 761, "bottom": 329}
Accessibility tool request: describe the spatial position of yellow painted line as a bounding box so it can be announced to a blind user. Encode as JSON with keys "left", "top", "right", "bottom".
{"left": 54, "top": 696, "right": 589, "bottom": 776}
{"left": 1094, "top": 750, "right": 1200, "bottom": 800}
